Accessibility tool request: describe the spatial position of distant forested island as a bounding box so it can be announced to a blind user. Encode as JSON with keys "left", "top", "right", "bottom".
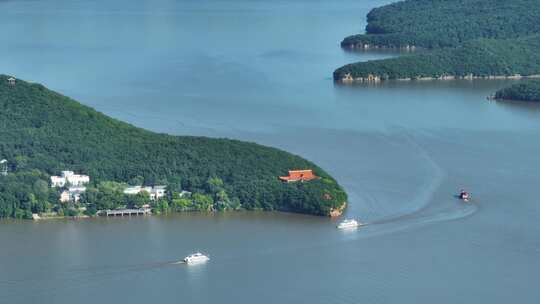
{"left": 494, "top": 80, "right": 540, "bottom": 102}
{"left": 0, "top": 75, "right": 347, "bottom": 219}
{"left": 335, "top": 0, "right": 540, "bottom": 83}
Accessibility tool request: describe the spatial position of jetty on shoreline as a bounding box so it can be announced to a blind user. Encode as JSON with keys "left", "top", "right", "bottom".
{"left": 100, "top": 208, "right": 152, "bottom": 217}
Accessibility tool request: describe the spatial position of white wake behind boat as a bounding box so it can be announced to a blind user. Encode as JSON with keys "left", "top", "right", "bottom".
{"left": 184, "top": 252, "right": 210, "bottom": 264}
{"left": 337, "top": 219, "right": 362, "bottom": 229}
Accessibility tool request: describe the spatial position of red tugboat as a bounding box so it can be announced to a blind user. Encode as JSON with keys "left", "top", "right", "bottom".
{"left": 459, "top": 189, "right": 471, "bottom": 202}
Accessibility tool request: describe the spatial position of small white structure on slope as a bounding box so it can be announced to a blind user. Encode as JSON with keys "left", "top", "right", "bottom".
{"left": 0, "top": 159, "right": 7, "bottom": 176}
{"left": 51, "top": 171, "right": 90, "bottom": 187}
{"left": 59, "top": 186, "right": 87, "bottom": 203}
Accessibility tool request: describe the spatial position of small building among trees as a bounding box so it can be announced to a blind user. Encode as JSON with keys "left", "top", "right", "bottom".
{"left": 50, "top": 171, "right": 90, "bottom": 187}
{"left": 123, "top": 185, "right": 167, "bottom": 201}
{"left": 59, "top": 187, "right": 87, "bottom": 203}
{"left": 279, "top": 170, "right": 318, "bottom": 182}
{"left": 0, "top": 159, "right": 7, "bottom": 176}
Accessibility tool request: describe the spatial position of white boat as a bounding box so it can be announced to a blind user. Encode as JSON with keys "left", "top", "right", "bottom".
{"left": 337, "top": 219, "right": 361, "bottom": 229}
{"left": 183, "top": 252, "right": 210, "bottom": 264}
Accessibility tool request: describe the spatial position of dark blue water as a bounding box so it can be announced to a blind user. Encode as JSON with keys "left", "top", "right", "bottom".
{"left": 1, "top": 0, "right": 539, "bottom": 303}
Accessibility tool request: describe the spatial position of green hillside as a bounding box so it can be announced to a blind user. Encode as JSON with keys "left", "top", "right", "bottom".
{"left": 341, "top": 0, "right": 540, "bottom": 49}
{"left": 0, "top": 75, "right": 347, "bottom": 218}
{"left": 495, "top": 80, "right": 540, "bottom": 102}
{"left": 335, "top": 36, "right": 540, "bottom": 81}
{"left": 335, "top": 0, "right": 540, "bottom": 83}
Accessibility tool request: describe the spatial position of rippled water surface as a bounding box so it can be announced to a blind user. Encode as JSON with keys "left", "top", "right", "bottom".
{"left": 1, "top": 0, "right": 540, "bottom": 303}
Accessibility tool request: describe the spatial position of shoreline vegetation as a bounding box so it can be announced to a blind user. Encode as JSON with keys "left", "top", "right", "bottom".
{"left": 493, "top": 80, "right": 540, "bottom": 102}
{"left": 0, "top": 75, "right": 347, "bottom": 220}
{"left": 334, "top": 0, "right": 540, "bottom": 84}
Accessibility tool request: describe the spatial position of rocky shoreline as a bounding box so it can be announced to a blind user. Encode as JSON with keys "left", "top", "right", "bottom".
{"left": 341, "top": 42, "right": 418, "bottom": 51}
{"left": 329, "top": 202, "right": 347, "bottom": 217}
{"left": 336, "top": 73, "right": 540, "bottom": 84}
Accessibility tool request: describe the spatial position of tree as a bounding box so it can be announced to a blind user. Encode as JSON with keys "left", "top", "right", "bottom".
{"left": 128, "top": 175, "right": 144, "bottom": 186}
{"left": 32, "top": 179, "right": 49, "bottom": 201}
{"left": 171, "top": 198, "right": 192, "bottom": 211}
{"left": 206, "top": 176, "right": 224, "bottom": 194}
{"left": 192, "top": 193, "right": 214, "bottom": 212}
{"left": 127, "top": 192, "right": 150, "bottom": 208}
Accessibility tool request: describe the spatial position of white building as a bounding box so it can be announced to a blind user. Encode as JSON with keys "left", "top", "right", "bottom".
{"left": 0, "top": 159, "right": 7, "bottom": 176}
{"left": 152, "top": 186, "right": 167, "bottom": 200}
{"left": 123, "top": 185, "right": 167, "bottom": 201}
{"left": 51, "top": 171, "right": 90, "bottom": 187}
{"left": 123, "top": 185, "right": 144, "bottom": 195}
{"left": 59, "top": 186, "right": 87, "bottom": 203}
{"left": 59, "top": 191, "right": 71, "bottom": 203}
{"left": 69, "top": 186, "right": 87, "bottom": 202}
{"left": 179, "top": 190, "right": 192, "bottom": 198}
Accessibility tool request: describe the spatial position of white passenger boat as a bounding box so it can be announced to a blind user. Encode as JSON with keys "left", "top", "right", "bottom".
{"left": 183, "top": 252, "right": 210, "bottom": 264}
{"left": 337, "top": 219, "right": 361, "bottom": 229}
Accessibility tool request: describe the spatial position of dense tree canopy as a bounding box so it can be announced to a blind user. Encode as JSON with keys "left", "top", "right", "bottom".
{"left": 341, "top": 0, "right": 540, "bottom": 49}
{"left": 335, "top": 0, "right": 540, "bottom": 82}
{"left": 495, "top": 80, "right": 540, "bottom": 102}
{"left": 335, "top": 36, "right": 540, "bottom": 81}
{"left": 0, "top": 76, "right": 347, "bottom": 218}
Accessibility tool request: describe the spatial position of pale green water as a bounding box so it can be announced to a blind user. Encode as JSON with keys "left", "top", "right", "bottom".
{"left": 1, "top": 0, "right": 540, "bottom": 303}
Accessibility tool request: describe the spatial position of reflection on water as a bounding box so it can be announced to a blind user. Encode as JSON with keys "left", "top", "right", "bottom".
{"left": 492, "top": 97, "right": 540, "bottom": 114}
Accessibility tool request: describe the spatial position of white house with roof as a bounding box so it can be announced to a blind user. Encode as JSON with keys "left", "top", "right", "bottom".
{"left": 123, "top": 185, "right": 167, "bottom": 201}
{"left": 59, "top": 186, "right": 87, "bottom": 203}
{"left": 51, "top": 171, "right": 90, "bottom": 187}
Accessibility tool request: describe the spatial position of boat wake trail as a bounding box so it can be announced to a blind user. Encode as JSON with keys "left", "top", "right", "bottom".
{"left": 0, "top": 259, "right": 187, "bottom": 300}
{"left": 356, "top": 130, "right": 479, "bottom": 234}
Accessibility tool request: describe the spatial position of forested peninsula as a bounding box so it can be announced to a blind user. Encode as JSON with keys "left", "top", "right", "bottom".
{"left": 335, "top": 0, "right": 540, "bottom": 83}
{"left": 0, "top": 75, "right": 347, "bottom": 219}
{"left": 494, "top": 80, "right": 540, "bottom": 102}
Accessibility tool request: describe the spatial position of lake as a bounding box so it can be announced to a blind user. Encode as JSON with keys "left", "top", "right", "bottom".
{"left": 1, "top": 0, "right": 540, "bottom": 303}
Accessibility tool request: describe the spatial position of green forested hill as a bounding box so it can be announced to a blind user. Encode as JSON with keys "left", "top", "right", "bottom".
{"left": 335, "top": 0, "right": 540, "bottom": 82}
{"left": 0, "top": 75, "right": 346, "bottom": 218}
{"left": 341, "top": 0, "right": 540, "bottom": 49}
{"left": 495, "top": 80, "right": 540, "bottom": 102}
{"left": 335, "top": 36, "right": 540, "bottom": 81}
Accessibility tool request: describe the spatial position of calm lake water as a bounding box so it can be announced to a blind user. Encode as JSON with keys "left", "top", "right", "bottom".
{"left": 1, "top": 0, "right": 540, "bottom": 303}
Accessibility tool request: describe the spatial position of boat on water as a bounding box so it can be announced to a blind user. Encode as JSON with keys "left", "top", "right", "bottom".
{"left": 183, "top": 252, "right": 210, "bottom": 264}
{"left": 459, "top": 190, "right": 471, "bottom": 202}
{"left": 337, "top": 219, "right": 361, "bottom": 229}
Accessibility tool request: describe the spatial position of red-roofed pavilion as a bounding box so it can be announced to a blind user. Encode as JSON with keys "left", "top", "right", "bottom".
{"left": 279, "top": 170, "right": 318, "bottom": 182}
